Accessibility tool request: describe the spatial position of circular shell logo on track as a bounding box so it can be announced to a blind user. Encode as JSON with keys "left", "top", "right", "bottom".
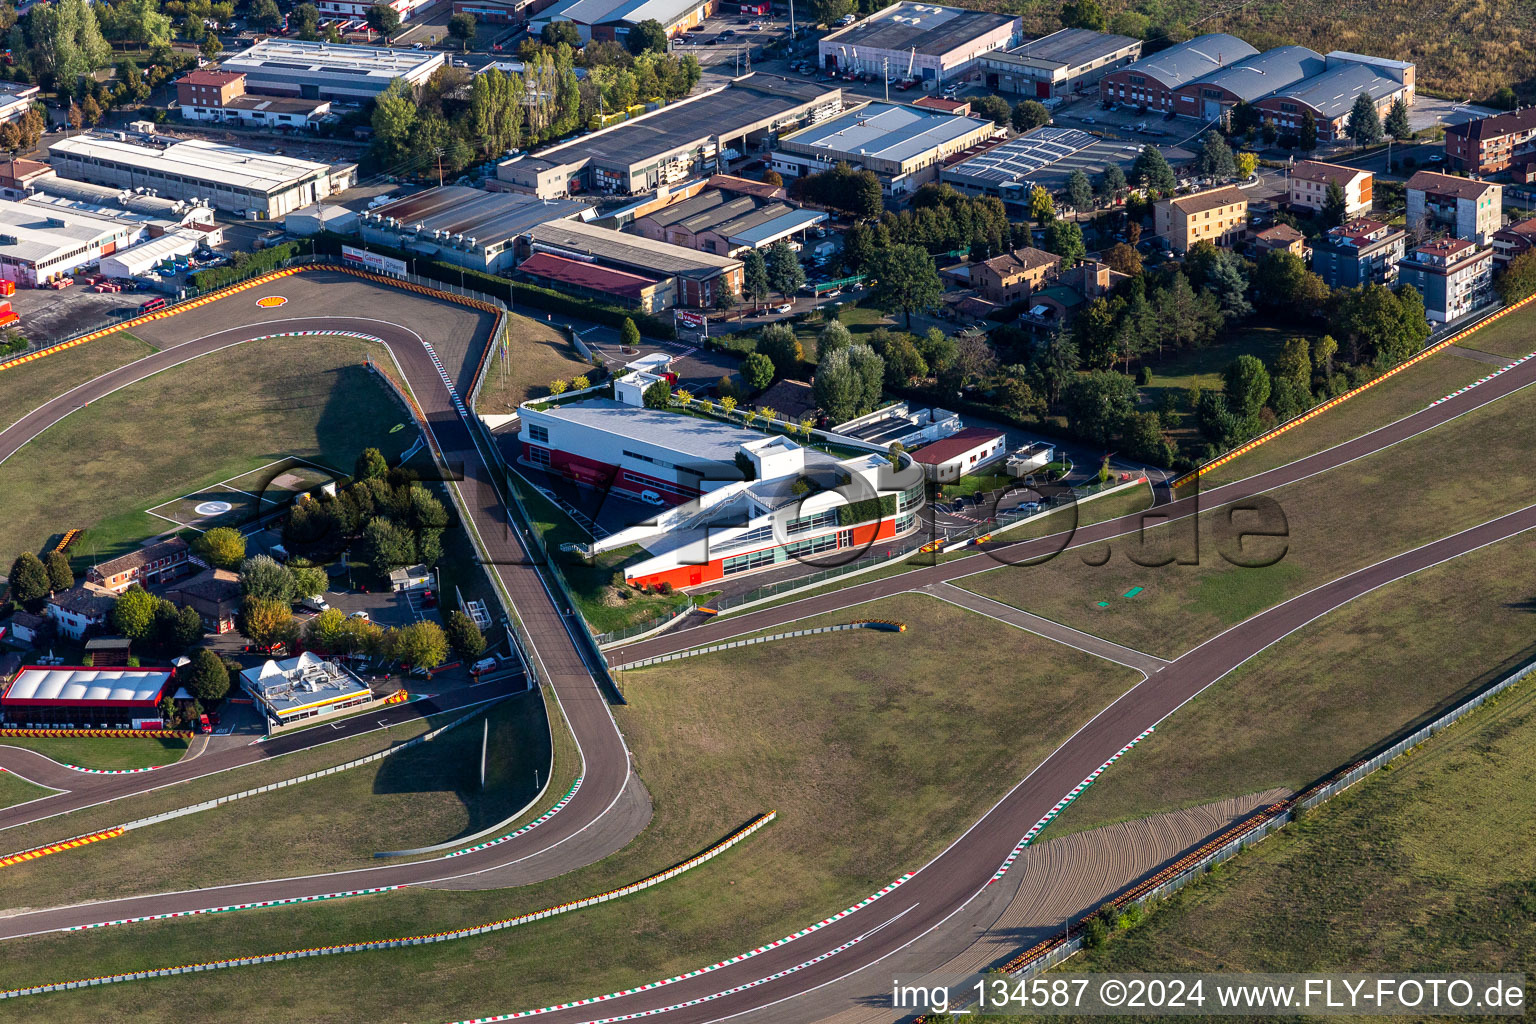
{"left": 256, "top": 295, "right": 288, "bottom": 308}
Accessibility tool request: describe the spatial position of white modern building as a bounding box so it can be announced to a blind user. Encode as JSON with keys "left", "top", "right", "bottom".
{"left": 819, "top": 3, "right": 1022, "bottom": 87}
{"left": 316, "top": 0, "right": 433, "bottom": 22}
{"left": 98, "top": 229, "right": 204, "bottom": 279}
{"left": 241, "top": 652, "right": 374, "bottom": 727}
{"left": 0, "top": 190, "right": 207, "bottom": 287}
{"left": 217, "top": 40, "right": 446, "bottom": 102}
{"left": 773, "top": 101, "right": 997, "bottom": 195}
{"left": 48, "top": 133, "right": 351, "bottom": 219}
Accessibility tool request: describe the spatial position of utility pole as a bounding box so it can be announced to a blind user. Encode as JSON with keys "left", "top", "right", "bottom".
{"left": 788, "top": 0, "right": 795, "bottom": 38}
{"left": 434, "top": 147, "right": 444, "bottom": 187}
{"left": 883, "top": 57, "right": 889, "bottom": 103}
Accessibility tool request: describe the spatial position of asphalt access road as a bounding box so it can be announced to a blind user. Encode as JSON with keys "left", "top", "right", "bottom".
{"left": 0, "top": 273, "right": 646, "bottom": 937}
{"left": 3, "top": 274, "right": 1534, "bottom": 1021}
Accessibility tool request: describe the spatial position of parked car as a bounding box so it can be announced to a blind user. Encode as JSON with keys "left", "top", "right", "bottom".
{"left": 349, "top": 610, "right": 371, "bottom": 622}
{"left": 639, "top": 490, "right": 665, "bottom": 506}
{"left": 774, "top": 302, "right": 793, "bottom": 313}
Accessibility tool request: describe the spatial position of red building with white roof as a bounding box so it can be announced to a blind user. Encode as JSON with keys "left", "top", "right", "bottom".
{"left": 1, "top": 665, "right": 174, "bottom": 728}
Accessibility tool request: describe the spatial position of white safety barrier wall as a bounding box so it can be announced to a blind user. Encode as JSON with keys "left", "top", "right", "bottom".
{"left": 611, "top": 621, "right": 905, "bottom": 672}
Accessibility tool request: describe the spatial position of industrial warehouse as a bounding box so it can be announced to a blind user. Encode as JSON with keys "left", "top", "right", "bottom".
{"left": 358, "top": 185, "right": 589, "bottom": 274}
{"left": 818, "top": 3, "right": 1021, "bottom": 85}
{"left": 498, "top": 75, "right": 841, "bottom": 198}
{"left": 217, "top": 39, "right": 447, "bottom": 101}
{"left": 773, "top": 101, "right": 997, "bottom": 195}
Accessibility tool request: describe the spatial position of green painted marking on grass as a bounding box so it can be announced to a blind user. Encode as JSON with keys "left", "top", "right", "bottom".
{"left": 1095, "top": 601, "right": 1109, "bottom": 608}
{"left": 390, "top": 422, "right": 406, "bottom": 433}
{"left": 1123, "top": 587, "right": 1143, "bottom": 598}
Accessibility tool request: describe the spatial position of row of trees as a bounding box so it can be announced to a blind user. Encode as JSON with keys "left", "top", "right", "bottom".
{"left": 6, "top": 549, "right": 75, "bottom": 606}
{"left": 283, "top": 449, "right": 449, "bottom": 576}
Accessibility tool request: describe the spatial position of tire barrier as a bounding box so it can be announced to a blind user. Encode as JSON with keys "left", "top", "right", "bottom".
{"left": 53, "top": 529, "right": 81, "bottom": 553}
{"left": 1428, "top": 350, "right": 1536, "bottom": 406}
{"left": 443, "top": 871, "right": 916, "bottom": 1024}
{"left": 0, "top": 827, "right": 124, "bottom": 870}
{"left": 0, "top": 812, "right": 779, "bottom": 1000}
{"left": 611, "top": 620, "right": 908, "bottom": 672}
{"left": 916, "top": 652, "right": 1536, "bottom": 1007}
{"left": 0, "top": 729, "right": 190, "bottom": 739}
{"left": 1169, "top": 293, "right": 1536, "bottom": 490}
{"left": 987, "top": 728, "right": 1155, "bottom": 886}
{"left": 62, "top": 885, "right": 406, "bottom": 933}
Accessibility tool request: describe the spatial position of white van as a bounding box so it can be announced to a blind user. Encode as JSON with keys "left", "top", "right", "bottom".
{"left": 301, "top": 595, "right": 330, "bottom": 613}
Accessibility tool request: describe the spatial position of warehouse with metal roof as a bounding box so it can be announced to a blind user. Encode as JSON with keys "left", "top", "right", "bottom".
{"left": 48, "top": 133, "right": 349, "bottom": 218}
{"left": 1098, "top": 33, "right": 1258, "bottom": 111}
{"left": 524, "top": 218, "right": 743, "bottom": 308}
{"left": 819, "top": 3, "right": 1022, "bottom": 85}
{"left": 1254, "top": 52, "right": 1416, "bottom": 142}
{"left": 358, "top": 185, "right": 588, "bottom": 273}
{"left": 530, "top": 0, "right": 711, "bottom": 44}
{"left": 498, "top": 75, "right": 841, "bottom": 199}
{"left": 979, "top": 28, "right": 1142, "bottom": 98}
{"left": 218, "top": 40, "right": 446, "bottom": 101}
{"left": 1171, "top": 45, "right": 1326, "bottom": 120}
{"left": 773, "top": 101, "right": 996, "bottom": 194}
{"left": 633, "top": 188, "right": 826, "bottom": 255}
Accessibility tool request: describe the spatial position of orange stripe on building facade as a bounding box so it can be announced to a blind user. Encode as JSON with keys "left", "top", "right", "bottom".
{"left": 1168, "top": 292, "right": 1536, "bottom": 490}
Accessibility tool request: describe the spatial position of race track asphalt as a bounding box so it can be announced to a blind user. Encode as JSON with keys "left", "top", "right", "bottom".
{"left": 2, "top": 271, "right": 1534, "bottom": 1023}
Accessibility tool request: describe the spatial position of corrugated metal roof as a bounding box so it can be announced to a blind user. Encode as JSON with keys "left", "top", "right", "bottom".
{"left": 1185, "top": 45, "right": 1325, "bottom": 102}
{"left": 1116, "top": 33, "right": 1257, "bottom": 89}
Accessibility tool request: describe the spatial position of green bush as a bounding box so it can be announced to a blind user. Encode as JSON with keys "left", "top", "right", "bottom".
{"left": 190, "top": 242, "right": 299, "bottom": 291}
{"left": 836, "top": 493, "right": 897, "bottom": 526}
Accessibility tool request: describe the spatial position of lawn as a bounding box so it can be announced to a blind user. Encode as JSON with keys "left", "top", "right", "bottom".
{"left": 473, "top": 315, "right": 597, "bottom": 415}
{"left": 1043, "top": 532, "right": 1536, "bottom": 839}
{"left": 1, "top": 692, "right": 555, "bottom": 907}
{"left": 0, "top": 594, "right": 1141, "bottom": 1024}
{"left": 0, "top": 769, "right": 56, "bottom": 810}
{"left": 721, "top": 303, "right": 892, "bottom": 367}
{"left": 1198, "top": 305, "right": 1536, "bottom": 488}
{"left": 959, "top": 375, "right": 1536, "bottom": 660}
{"left": 0, "top": 332, "right": 156, "bottom": 433}
{"left": 0, "top": 335, "right": 417, "bottom": 573}
{"left": 0, "top": 735, "right": 187, "bottom": 772}
{"left": 1052, "top": 665, "right": 1536, "bottom": 995}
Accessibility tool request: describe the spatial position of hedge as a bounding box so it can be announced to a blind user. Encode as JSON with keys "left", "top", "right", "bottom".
{"left": 190, "top": 242, "right": 300, "bottom": 291}
{"left": 309, "top": 232, "right": 675, "bottom": 338}
{"left": 836, "top": 493, "right": 897, "bottom": 526}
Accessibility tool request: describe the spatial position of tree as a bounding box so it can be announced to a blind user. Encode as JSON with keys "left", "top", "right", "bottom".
{"left": 1223, "top": 354, "right": 1272, "bottom": 424}
{"left": 762, "top": 169, "right": 783, "bottom": 188}
{"left": 1063, "top": 371, "right": 1137, "bottom": 445}
{"left": 1073, "top": 297, "right": 1120, "bottom": 370}
{"left": 7, "top": 552, "right": 49, "bottom": 604}
{"left": 107, "top": 0, "right": 172, "bottom": 47}
{"left": 881, "top": 335, "right": 928, "bottom": 385}
{"left": 170, "top": 605, "right": 204, "bottom": 649}
{"left": 1235, "top": 151, "right": 1257, "bottom": 179}
{"left": 366, "top": 2, "right": 401, "bottom": 39}
{"left": 1299, "top": 109, "right": 1318, "bottom": 151}
{"left": 371, "top": 79, "right": 418, "bottom": 164}
{"left": 1028, "top": 184, "right": 1055, "bottom": 223}
{"left": 305, "top": 607, "right": 352, "bottom": 653}
{"left": 240, "top": 555, "right": 294, "bottom": 603}
{"left": 1066, "top": 168, "right": 1093, "bottom": 211}
{"left": 1103, "top": 242, "right": 1142, "bottom": 277}
{"left": 194, "top": 526, "right": 246, "bottom": 570}
{"left": 1096, "top": 163, "right": 1126, "bottom": 199}
{"left": 1384, "top": 95, "right": 1411, "bottom": 139}
{"left": 1347, "top": 93, "right": 1383, "bottom": 147}
{"left": 447, "top": 11, "right": 476, "bottom": 50}
{"left": 1201, "top": 249, "right": 1251, "bottom": 317}
{"left": 742, "top": 249, "right": 770, "bottom": 309}
{"left": 1195, "top": 131, "right": 1236, "bottom": 180}
{"left": 619, "top": 317, "right": 641, "bottom": 350}
{"left": 291, "top": 2, "right": 319, "bottom": 39}
{"left": 44, "top": 550, "right": 74, "bottom": 592}
{"left": 1229, "top": 99, "right": 1262, "bottom": 137}
{"left": 252, "top": 0, "right": 283, "bottom": 32}
{"left": 183, "top": 648, "right": 230, "bottom": 702}
{"left": 1059, "top": 0, "right": 1106, "bottom": 30}
{"left": 627, "top": 18, "right": 667, "bottom": 54}
{"left": 757, "top": 323, "right": 804, "bottom": 377}
{"left": 445, "top": 610, "right": 487, "bottom": 661}
{"left": 868, "top": 243, "right": 943, "bottom": 330}
{"left": 394, "top": 619, "right": 448, "bottom": 670}
{"left": 813, "top": 348, "right": 861, "bottom": 423}
{"left": 1329, "top": 283, "right": 1429, "bottom": 368}
{"left": 741, "top": 351, "right": 775, "bottom": 391}
{"left": 289, "top": 566, "right": 328, "bottom": 601}
{"left": 240, "top": 596, "right": 293, "bottom": 645}
{"left": 361, "top": 517, "right": 415, "bottom": 576}
{"left": 1131, "top": 144, "right": 1177, "bottom": 196}
{"left": 1272, "top": 335, "right": 1313, "bottom": 395}
{"left": 112, "top": 585, "right": 158, "bottom": 641}
{"left": 641, "top": 378, "right": 672, "bottom": 409}
{"left": 1312, "top": 334, "right": 1338, "bottom": 378}
{"left": 1496, "top": 249, "right": 1536, "bottom": 304}
{"left": 715, "top": 281, "right": 739, "bottom": 312}
{"left": 542, "top": 21, "right": 581, "bottom": 47}
{"left": 1011, "top": 99, "right": 1050, "bottom": 133}
{"left": 31, "top": 0, "right": 112, "bottom": 91}
{"left": 971, "top": 93, "right": 1011, "bottom": 126}
{"left": 846, "top": 344, "right": 885, "bottom": 413}
{"left": 766, "top": 240, "right": 804, "bottom": 300}
{"left": 201, "top": 33, "right": 223, "bottom": 60}
{"left": 1322, "top": 180, "right": 1349, "bottom": 227}
{"left": 1252, "top": 250, "right": 1330, "bottom": 316}
{"left": 817, "top": 319, "right": 852, "bottom": 360}
{"left": 1042, "top": 219, "right": 1086, "bottom": 269}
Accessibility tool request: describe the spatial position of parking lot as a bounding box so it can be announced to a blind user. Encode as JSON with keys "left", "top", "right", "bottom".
{"left": 671, "top": 15, "right": 787, "bottom": 68}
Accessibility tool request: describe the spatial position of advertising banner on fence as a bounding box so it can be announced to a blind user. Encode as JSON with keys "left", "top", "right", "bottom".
{"left": 341, "top": 246, "right": 407, "bottom": 277}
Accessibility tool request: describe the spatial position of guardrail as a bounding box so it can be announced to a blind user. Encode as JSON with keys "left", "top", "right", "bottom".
{"left": 0, "top": 811, "right": 777, "bottom": 999}
{"left": 934, "top": 651, "right": 1536, "bottom": 999}
{"left": 611, "top": 620, "right": 906, "bottom": 671}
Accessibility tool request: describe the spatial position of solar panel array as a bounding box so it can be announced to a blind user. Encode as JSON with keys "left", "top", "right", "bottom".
{"left": 943, "top": 127, "right": 1097, "bottom": 188}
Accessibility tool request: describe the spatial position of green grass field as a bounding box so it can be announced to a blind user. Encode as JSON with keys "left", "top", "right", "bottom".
{"left": 474, "top": 315, "right": 596, "bottom": 414}
{"left": 0, "top": 769, "right": 56, "bottom": 810}
{"left": 958, "top": 375, "right": 1536, "bottom": 660}
{"left": 1043, "top": 531, "right": 1536, "bottom": 838}
{"left": 0, "top": 735, "right": 188, "bottom": 771}
{"left": 0, "top": 593, "right": 1139, "bottom": 1024}
{"left": 0, "top": 335, "right": 416, "bottom": 573}
{"left": 0, "top": 332, "right": 156, "bottom": 433}
{"left": 1053, "top": 669, "right": 1536, "bottom": 994}
{"left": 1454, "top": 308, "right": 1536, "bottom": 358}
{"left": 2, "top": 693, "right": 553, "bottom": 907}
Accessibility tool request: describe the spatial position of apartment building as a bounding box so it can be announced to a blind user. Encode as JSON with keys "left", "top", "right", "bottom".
{"left": 1491, "top": 215, "right": 1536, "bottom": 268}
{"left": 971, "top": 247, "right": 1060, "bottom": 303}
{"left": 1444, "top": 107, "right": 1536, "bottom": 175}
{"left": 1405, "top": 170, "right": 1502, "bottom": 245}
{"left": 1396, "top": 237, "right": 1493, "bottom": 323}
{"left": 1310, "top": 217, "right": 1406, "bottom": 288}
{"left": 1289, "top": 160, "right": 1373, "bottom": 219}
{"left": 1154, "top": 185, "right": 1248, "bottom": 252}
